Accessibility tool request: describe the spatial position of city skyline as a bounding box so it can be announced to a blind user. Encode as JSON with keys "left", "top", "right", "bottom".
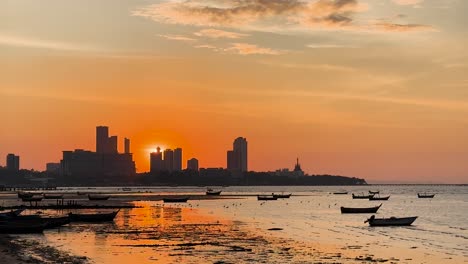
{"left": 2, "top": 0, "right": 468, "bottom": 184}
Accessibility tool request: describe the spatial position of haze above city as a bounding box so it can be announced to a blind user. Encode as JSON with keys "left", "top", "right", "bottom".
{"left": 1, "top": 0, "right": 467, "bottom": 184}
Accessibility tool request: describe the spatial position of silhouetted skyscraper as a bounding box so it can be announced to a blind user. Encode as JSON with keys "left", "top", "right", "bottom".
{"left": 124, "top": 138, "right": 130, "bottom": 154}
{"left": 96, "top": 126, "right": 109, "bottom": 154}
{"left": 227, "top": 137, "right": 248, "bottom": 172}
{"left": 108, "top": 136, "right": 118, "bottom": 154}
{"left": 173, "top": 148, "right": 182, "bottom": 171}
{"left": 187, "top": 158, "right": 199, "bottom": 171}
{"left": 163, "top": 149, "right": 174, "bottom": 171}
{"left": 150, "top": 147, "right": 163, "bottom": 173}
{"left": 6, "top": 154, "right": 20, "bottom": 171}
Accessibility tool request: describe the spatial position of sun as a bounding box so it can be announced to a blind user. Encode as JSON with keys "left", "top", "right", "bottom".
{"left": 147, "top": 145, "right": 166, "bottom": 154}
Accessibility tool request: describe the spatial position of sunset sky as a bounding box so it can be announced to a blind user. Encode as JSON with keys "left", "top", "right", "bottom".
{"left": 1, "top": 0, "right": 467, "bottom": 183}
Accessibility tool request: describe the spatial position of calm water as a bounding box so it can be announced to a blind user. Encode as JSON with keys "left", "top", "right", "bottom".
{"left": 3, "top": 185, "right": 468, "bottom": 263}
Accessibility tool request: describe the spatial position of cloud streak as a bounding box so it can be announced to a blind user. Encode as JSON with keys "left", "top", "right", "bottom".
{"left": 0, "top": 34, "right": 98, "bottom": 52}
{"left": 157, "top": 34, "right": 197, "bottom": 42}
{"left": 225, "top": 43, "right": 284, "bottom": 55}
{"left": 194, "top": 28, "right": 249, "bottom": 39}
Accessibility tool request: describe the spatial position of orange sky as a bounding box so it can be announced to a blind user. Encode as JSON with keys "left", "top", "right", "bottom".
{"left": 1, "top": 0, "right": 468, "bottom": 183}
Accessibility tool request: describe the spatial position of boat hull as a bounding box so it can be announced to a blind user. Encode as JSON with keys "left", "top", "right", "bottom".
{"left": 352, "top": 194, "right": 374, "bottom": 199}
{"left": 163, "top": 197, "right": 189, "bottom": 203}
{"left": 369, "top": 196, "right": 390, "bottom": 201}
{"left": 257, "top": 196, "right": 278, "bottom": 201}
{"left": 69, "top": 211, "right": 119, "bottom": 222}
{"left": 368, "top": 216, "right": 417, "bottom": 226}
{"left": 341, "top": 204, "right": 382, "bottom": 214}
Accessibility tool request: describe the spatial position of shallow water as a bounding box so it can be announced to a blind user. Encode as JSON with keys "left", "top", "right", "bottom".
{"left": 3, "top": 185, "right": 468, "bottom": 263}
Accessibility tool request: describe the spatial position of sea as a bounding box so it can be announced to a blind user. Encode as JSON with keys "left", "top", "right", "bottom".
{"left": 2, "top": 185, "right": 467, "bottom": 263}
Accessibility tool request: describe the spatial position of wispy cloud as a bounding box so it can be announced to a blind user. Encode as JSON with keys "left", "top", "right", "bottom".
{"left": 374, "top": 22, "right": 435, "bottom": 32}
{"left": 306, "top": 43, "right": 355, "bottom": 48}
{"left": 0, "top": 34, "right": 98, "bottom": 52}
{"left": 225, "top": 43, "right": 284, "bottom": 55}
{"left": 194, "top": 28, "right": 249, "bottom": 39}
{"left": 259, "top": 60, "right": 356, "bottom": 72}
{"left": 392, "top": 0, "right": 424, "bottom": 6}
{"left": 157, "top": 34, "right": 196, "bottom": 42}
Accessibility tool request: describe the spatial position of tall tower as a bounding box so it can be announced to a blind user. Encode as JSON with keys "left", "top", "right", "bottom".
{"left": 163, "top": 149, "right": 174, "bottom": 171}
{"left": 6, "top": 154, "right": 20, "bottom": 171}
{"left": 187, "top": 158, "right": 199, "bottom": 171}
{"left": 233, "top": 137, "right": 248, "bottom": 172}
{"left": 108, "top": 135, "right": 118, "bottom": 153}
{"left": 124, "top": 138, "right": 130, "bottom": 154}
{"left": 96, "top": 126, "right": 109, "bottom": 154}
{"left": 173, "top": 148, "right": 182, "bottom": 171}
{"left": 150, "top": 147, "right": 163, "bottom": 173}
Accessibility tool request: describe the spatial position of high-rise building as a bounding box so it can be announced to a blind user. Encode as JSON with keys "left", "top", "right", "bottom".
{"left": 150, "top": 147, "right": 163, "bottom": 173}
{"left": 96, "top": 126, "right": 109, "bottom": 154}
{"left": 173, "top": 148, "right": 182, "bottom": 171}
{"left": 108, "top": 135, "right": 118, "bottom": 153}
{"left": 163, "top": 149, "right": 174, "bottom": 171}
{"left": 6, "top": 154, "right": 20, "bottom": 171}
{"left": 124, "top": 138, "right": 130, "bottom": 154}
{"left": 187, "top": 158, "right": 199, "bottom": 171}
{"left": 227, "top": 137, "right": 248, "bottom": 172}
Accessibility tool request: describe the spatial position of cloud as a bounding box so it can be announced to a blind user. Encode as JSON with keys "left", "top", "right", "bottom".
{"left": 374, "top": 22, "right": 435, "bottom": 32}
{"left": 194, "top": 28, "right": 249, "bottom": 39}
{"left": 133, "top": 0, "right": 368, "bottom": 31}
{"left": 157, "top": 34, "right": 196, "bottom": 42}
{"left": 392, "top": 0, "right": 424, "bottom": 6}
{"left": 259, "top": 60, "right": 356, "bottom": 72}
{"left": 225, "top": 43, "right": 284, "bottom": 55}
{"left": 0, "top": 34, "right": 98, "bottom": 52}
{"left": 306, "top": 43, "right": 355, "bottom": 48}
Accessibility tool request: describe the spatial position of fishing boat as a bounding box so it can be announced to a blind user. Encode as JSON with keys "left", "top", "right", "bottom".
{"left": 4, "top": 215, "right": 71, "bottom": 229}
{"left": 272, "top": 193, "right": 292, "bottom": 199}
{"left": 418, "top": 193, "right": 435, "bottom": 198}
{"left": 369, "top": 190, "right": 380, "bottom": 194}
{"left": 0, "top": 221, "right": 48, "bottom": 234}
{"left": 69, "top": 210, "right": 119, "bottom": 222}
{"left": 332, "top": 191, "right": 348, "bottom": 195}
{"left": 43, "top": 193, "right": 64, "bottom": 199}
{"left": 88, "top": 194, "right": 111, "bottom": 201}
{"left": 17, "top": 192, "right": 34, "bottom": 199}
{"left": 21, "top": 196, "right": 43, "bottom": 202}
{"left": 257, "top": 195, "right": 278, "bottom": 201}
{"left": 365, "top": 215, "right": 418, "bottom": 226}
{"left": 352, "top": 193, "right": 374, "bottom": 199}
{"left": 206, "top": 188, "right": 222, "bottom": 195}
{"left": 369, "top": 195, "right": 390, "bottom": 201}
{"left": 163, "top": 197, "right": 189, "bottom": 203}
{"left": 341, "top": 204, "right": 382, "bottom": 214}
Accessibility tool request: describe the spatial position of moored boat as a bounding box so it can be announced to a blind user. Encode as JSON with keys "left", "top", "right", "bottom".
{"left": 272, "top": 193, "right": 292, "bottom": 199}
{"left": 17, "top": 192, "right": 34, "bottom": 199}
{"left": 333, "top": 191, "right": 348, "bottom": 195}
{"left": 418, "top": 193, "right": 435, "bottom": 198}
{"left": 21, "top": 196, "right": 43, "bottom": 202}
{"left": 163, "top": 197, "right": 189, "bottom": 203}
{"left": 0, "top": 209, "right": 25, "bottom": 218}
{"left": 365, "top": 215, "right": 417, "bottom": 226}
{"left": 369, "top": 195, "right": 390, "bottom": 201}
{"left": 69, "top": 210, "right": 119, "bottom": 222}
{"left": 369, "top": 190, "right": 380, "bottom": 194}
{"left": 257, "top": 195, "right": 278, "bottom": 201}
{"left": 0, "top": 221, "right": 47, "bottom": 234}
{"left": 43, "top": 193, "right": 64, "bottom": 199}
{"left": 352, "top": 193, "right": 374, "bottom": 199}
{"left": 122, "top": 187, "right": 132, "bottom": 191}
{"left": 206, "top": 188, "right": 222, "bottom": 195}
{"left": 88, "top": 194, "right": 111, "bottom": 201}
{"left": 341, "top": 204, "right": 382, "bottom": 214}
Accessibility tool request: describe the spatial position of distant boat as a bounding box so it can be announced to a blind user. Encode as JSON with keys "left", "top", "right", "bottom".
{"left": 352, "top": 193, "right": 374, "bottom": 199}
{"left": 21, "top": 196, "right": 43, "bottom": 202}
{"left": 43, "top": 193, "right": 64, "bottom": 199}
{"left": 333, "top": 191, "right": 348, "bottom": 195}
{"left": 369, "top": 190, "right": 380, "bottom": 194}
{"left": 365, "top": 215, "right": 417, "bottom": 226}
{"left": 369, "top": 195, "right": 390, "bottom": 201}
{"left": 418, "top": 193, "right": 435, "bottom": 198}
{"left": 17, "top": 192, "right": 34, "bottom": 199}
{"left": 272, "top": 193, "right": 292, "bottom": 199}
{"left": 122, "top": 187, "right": 132, "bottom": 191}
{"left": 163, "top": 197, "right": 189, "bottom": 203}
{"left": 88, "top": 194, "right": 111, "bottom": 201}
{"left": 69, "top": 210, "right": 119, "bottom": 222}
{"left": 206, "top": 188, "right": 222, "bottom": 195}
{"left": 341, "top": 204, "right": 382, "bottom": 214}
{"left": 257, "top": 195, "right": 278, "bottom": 201}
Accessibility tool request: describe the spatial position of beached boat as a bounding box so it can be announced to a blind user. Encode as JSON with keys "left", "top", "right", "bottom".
{"left": 369, "top": 190, "right": 380, "bottom": 194}
{"left": 369, "top": 195, "right": 390, "bottom": 201}
{"left": 341, "top": 204, "right": 382, "bottom": 214}
{"left": 88, "top": 194, "right": 111, "bottom": 201}
{"left": 0, "top": 221, "right": 47, "bottom": 234}
{"left": 206, "top": 188, "right": 222, "bottom": 195}
{"left": 333, "top": 191, "right": 348, "bottom": 195}
{"left": 21, "top": 196, "right": 43, "bottom": 202}
{"left": 17, "top": 192, "right": 34, "bottom": 199}
{"left": 0, "top": 209, "right": 25, "bottom": 218}
{"left": 4, "top": 215, "right": 71, "bottom": 229}
{"left": 69, "top": 210, "right": 119, "bottom": 222}
{"left": 418, "top": 193, "right": 435, "bottom": 198}
{"left": 352, "top": 193, "right": 374, "bottom": 199}
{"left": 257, "top": 195, "right": 278, "bottom": 201}
{"left": 43, "top": 193, "right": 64, "bottom": 199}
{"left": 365, "top": 215, "right": 418, "bottom": 226}
{"left": 163, "top": 197, "right": 189, "bottom": 203}
{"left": 272, "top": 193, "right": 292, "bottom": 199}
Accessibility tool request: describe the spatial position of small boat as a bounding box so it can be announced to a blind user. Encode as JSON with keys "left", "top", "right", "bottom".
{"left": 77, "top": 191, "right": 87, "bottom": 195}
{"left": 0, "top": 222, "right": 47, "bottom": 234}
{"left": 369, "top": 190, "right": 380, "bottom": 194}
{"left": 17, "top": 192, "right": 34, "bottom": 199}
{"left": 257, "top": 195, "right": 278, "bottom": 201}
{"left": 122, "top": 187, "right": 132, "bottom": 191}
{"left": 365, "top": 215, "right": 417, "bottom": 226}
{"left": 272, "top": 193, "right": 292, "bottom": 199}
{"left": 352, "top": 193, "right": 374, "bottom": 199}
{"left": 341, "top": 204, "right": 382, "bottom": 214}
{"left": 333, "top": 191, "right": 348, "bottom": 195}
{"left": 0, "top": 209, "right": 25, "bottom": 218}
{"left": 69, "top": 210, "right": 119, "bottom": 222}
{"left": 369, "top": 195, "right": 390, "bottom": 201}
{"left": 88, "top": 194, "right": 111, "bottom": 201}
{"left": 206, "top": 189, "right": 222, "bottom": 195}
{"left": 5, "top": 215, "right": 71, "bottom": 229}
{"left": 163, "top": 197, "right": 189, "bottom": 203}
{"left": 22, "top": 196, "right": 43, "bottom": 202}
{"left": 418, "top": 193, "right": 435, "bottom": 198}
{"left": 43, "top": 193, "right": 64, "bottom": 199}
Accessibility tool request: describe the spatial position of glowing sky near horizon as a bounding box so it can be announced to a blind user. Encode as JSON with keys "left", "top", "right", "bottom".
{"left": 1, "top": 0, "right": 467, "bottom": 183}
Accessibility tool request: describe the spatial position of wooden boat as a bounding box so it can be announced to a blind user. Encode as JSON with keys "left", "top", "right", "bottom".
{"left": 369, "top": 195, "right": 390, "bottom": 201}
{"left": 88, "top": 194, "right": 111, "bottom": 201}
{"left": 369, "top": 190, "right": 380, "bottom": 194}
{"left": 333, "top": 191, "right": 348, "bottom": 195}
{"left": 4, "top": 215, "right": 71, "bottom": 229}
{"left": 17, "top": 192, "right": 34, "bottom": 199}
{"left": 352, "top": 193, "right": 374, "bottom": 199}
{"left": 22, "top": 196, "right": 43, "bottom": 202}
{"left": 206, "top": 189, "right": 222, "bottom": 195}
{"left": 163, "top": 197, "right": 189, "bottom": 203}
{"left": 272, "top": 193, "right": 292, "bottom": 199}
{"left": 69, "top": 210, "right": 119, "bottom": 222}
{"left": 257, "top": 195, "right": 278, "bottom": 201}
{"left": 418, "top": 193, "right": 435, "bottom": 198}
{"left": 341, "top": 204, "right": 382, "bottom": 214}
{"left": 43, "top": 193, "right": 64, "bottom": 199}
{"left": 365, "top": 215, "right": 417, "bottom": 226}
{"left": 0, "top": 222, "right": 47, "bottom": 234}
{"left": 0, "top": 209, "right": 25, "bottom": 218}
